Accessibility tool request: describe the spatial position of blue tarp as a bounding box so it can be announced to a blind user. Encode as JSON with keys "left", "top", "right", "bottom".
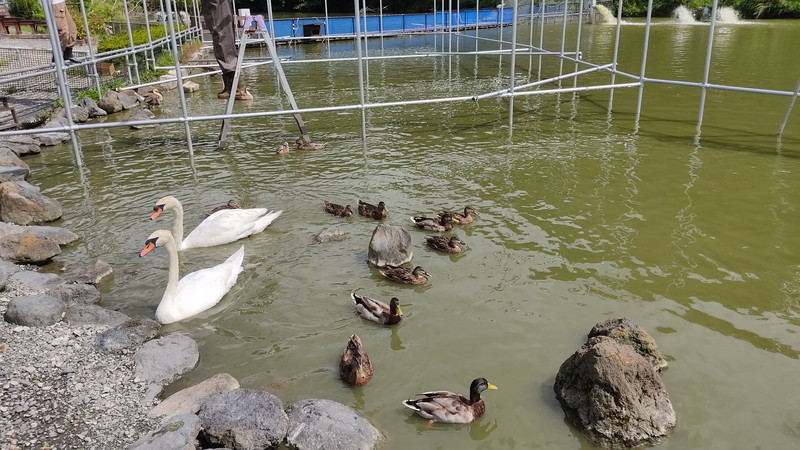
{"left": 257, "top": 8, "right": 544, "bottom": 40}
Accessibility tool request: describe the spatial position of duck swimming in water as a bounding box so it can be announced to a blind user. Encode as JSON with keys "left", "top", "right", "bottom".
{"left": 295, "top": 138, "right": 327, "bottom": 150}
{"left": 339, "top": 334, "right": 373, "bottom": 386}
{"left": 402, "top": 377, "right": 498, "bottom": 424}
{"left": 358, "top": 200, "right": 388, "bottom": 220}
{"left": 378, "top": 265, "right": 430, "bottom": 285}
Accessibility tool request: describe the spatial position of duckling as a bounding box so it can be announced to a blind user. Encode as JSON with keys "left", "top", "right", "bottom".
{"left": 439, "top": 206, "right": 476, "bottom": 225}
{"left": 339, "top": 334, "right": 373, "bottom": 386}
{"left": 275, "top": 141, "right": 290, "bottom": 155}
{"left": 402, "top": 377, "right": 498, "bottom": 424}
{"left": 358, "top": 200, "right": 388, "bottom": 220}
{"left": 235, "top": 85, "right": 253, "bottom": 101}
{"left": 351, "top": 292, "right": 403, "bottom": 325}
{"left": 142, "top": 88, "right": 163, "bottom": 109}
{"left": 425, "top": 235, "right": 465, "bottom": 253}
{"left": 295, "top": 138, "right": 327, "bottom": 150}
{"left": 324, "top": 201, "right": 353, "bottom": 217}
{"left": 378, "top": 265, "right": 430, "bottom": 285}
{"left": 203, "top": 199, "right": 240, "bottom": 217}
{"left": 411, "top": 212, "right": 455, "bottom": 232}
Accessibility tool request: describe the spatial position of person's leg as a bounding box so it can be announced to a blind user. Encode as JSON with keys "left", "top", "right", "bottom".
{"left": 62, "top": 7, "right": 79, "bottom": 63}
{"left": 203, "top": 0, "right": 238, "bottom": 98}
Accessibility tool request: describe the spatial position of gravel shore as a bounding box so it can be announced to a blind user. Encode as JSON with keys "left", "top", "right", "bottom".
{"left": 0, "top": 274, "right": 157, "bottom": 450}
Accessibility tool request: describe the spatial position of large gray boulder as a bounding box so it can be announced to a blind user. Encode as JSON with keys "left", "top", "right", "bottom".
{"left": 0, "top": 147, "right": 29, "bottom": 170}
{"left": 64, "top": 304, "right": 130, "bottom": 328}
{"left": 0, "top": 135, "right": 41, "bottom": 156}
{"left": 149, "top": 373, "right": 240, "bottom": 422}
{"left": 95, "top": 317, "right": 161, "bottom": 353}
{"left": 0, "top": 259, "right": 21, "bottom": 289}
{"left": 285, "top": 398, "right": 385, "bottom": 450}
{"left": 9, "top": 270, "right": 62, "bottom": 291}
{"left": 554, "top": 335, "right": 676, "bottom": 448}
{"left": 129, "top": 107, "right": 156, "bottom": 129}
{"left": 34, "top": 117, "right": 71, "bottom": 146}
{"left": 0, "top": 222, "right": 79, "bottom": 246}
{"left": 0, "top": 180, "right": 63, "bottom": 225}
{"left": 589, "top": 317, "right": 668, "bottom": 372}
{"left": 117, "top": 89, "right": 143, "bottom": 110}
{"left": 78, "top": 97, "right": 107, "bottom": 118}
{"left": 198, "top": 388, "right": 289, "bottom": 449}
{"left": 98, "top": 91, "right": 124, "bottom": 114}
{"left": 129, "top": 413, "right": 201, "bottom": 450}
{"left": 4, "top": 294, "right": 66, "bottom": 326}
{"left": 367, "top": 224, "right": 413, "bottom": 267}
{"left": 46, "top": 283, "right": 101, "bottom": 305}
{"left": 0, "top": 232, "right": 61, "bottom": 263}
{"left": 73, "top": 259, "right": 113, "bottom": 285}
{"left": 134, "top": 334, "right": 199, "bottom": 385}
{"left": 0, "top": 166, "right": 28, "bottom": 182}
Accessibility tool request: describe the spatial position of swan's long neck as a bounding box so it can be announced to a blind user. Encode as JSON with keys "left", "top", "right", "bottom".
{"left": 169, "top": 199, "right": 186, "bottom": 249}
{"left": 161, "top": 238, "right": 180, "bottom": 306}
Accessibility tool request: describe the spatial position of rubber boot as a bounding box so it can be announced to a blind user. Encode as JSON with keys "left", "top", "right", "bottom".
{"left": 63, "top": 47, "right": 80, "bottom": 64}
{"left": 218, "top": 72, "right": 235, "bottom": 99}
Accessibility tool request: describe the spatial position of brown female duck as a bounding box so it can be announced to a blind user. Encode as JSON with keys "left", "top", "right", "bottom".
{"left": 339, "top": 334, "right": 373, "bottom": 386}
{"left": 275, "top": 141, "right": 290, "bottom": 155}
{"left": 378, "top": 265, "right": 430, "bottom": 285}
{"left": 324, "top": 201, "right": 353, "bottom": 217}
{"left": 425, "top": 235, "right": 465, "bottom": 253}
{"left": 358, "top": 200, "right": 388, "bottom": 220}
{"left": 235, "top": 85, "right": 253, "bottom": 101}
{"left": 296, "top": 138, "right": 327, "bottom": 150}
{"left": 143, "top": 88, "right": 163, "bottom": 109}
{"left": 402, "top": 377, "right": 498, "bottom": 424}
{"left": 411, "top": 212, "right": 455, "bottom": 232}
{"left": 439, "top": 206, "right": 476, "bottom": 225}
{"left": 351, "top": 292, "right": 403, "bottom": 325}
{"left": 203, "top": 199, "right": 241, "bottom": 217}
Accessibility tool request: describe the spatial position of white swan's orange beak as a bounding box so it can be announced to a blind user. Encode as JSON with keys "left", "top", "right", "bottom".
{"left": 139, "top": 240, "right": 156, "bottom": 257}
{"left": 150, "top": 205, "right": 164, "bottom": 220}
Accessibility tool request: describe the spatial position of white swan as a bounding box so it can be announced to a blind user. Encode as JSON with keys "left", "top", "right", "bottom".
{"left": 139, "top": 229, "right": 244, "bottom": 324}
{"left": 150, "top": 195, "right": 282, "bottom": 250}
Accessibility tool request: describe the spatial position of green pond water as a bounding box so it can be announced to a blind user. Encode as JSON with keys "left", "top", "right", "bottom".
{"left": 28, "top": 17, "right": 800, "bottom": 449}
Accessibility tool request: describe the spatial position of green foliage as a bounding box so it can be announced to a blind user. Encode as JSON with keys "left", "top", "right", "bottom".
{"left": 8, "top": 0, "right": 43, "bottom": 20}
{"left": 76, "top": 88, "right": 101, "bottom": 102}
{"left": 97, "top": 24, "right": 184, "bottom": 53}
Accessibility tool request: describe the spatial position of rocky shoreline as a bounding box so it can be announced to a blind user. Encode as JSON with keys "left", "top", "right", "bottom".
{"left": 0, "top": 100, "right": 387, "bottom": 450}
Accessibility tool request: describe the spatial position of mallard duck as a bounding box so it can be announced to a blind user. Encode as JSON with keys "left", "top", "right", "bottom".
{"left": 402, "top": 377, "right": 498, "bottom": 424}
{"left": 295, "top": 138, "right": 327, "bottom": 150}
{"left": 411, "top": 212, "right": 455, "bottom": 232}
{"left": 425, "top": 235, "right": 465, "bottom": 253}
{"left": 339, "top": 334, "right": 373, "bottom": 386}
{"left": 275, "top": 141, "right": 290, "bottom": 155}
{"left": 439, "top": 206, "right": 476, "bottom": 225}
{"left": 203, "top": 199, "right": 240, "bottom": 217}
{"left": 378, "top": 265, "right": 430, "bottom": 285}
{"left": 358, "top": 200, "right": 388, "bottom": 220}
{"left": 235, "top": 85, "right": 253, "bottom": 101}
{"left": 143, "top": 88, "right": 163, "bottom": 109}
{"left": 324, "top": 201, "right": 353, "bottom": 217}
{"left": 351, "top": 292, "right": 403, "bottom": 325}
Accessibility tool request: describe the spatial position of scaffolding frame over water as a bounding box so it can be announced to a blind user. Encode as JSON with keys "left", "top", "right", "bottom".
{"left": 0, "top": 0, "right": 797, "bottom": 166}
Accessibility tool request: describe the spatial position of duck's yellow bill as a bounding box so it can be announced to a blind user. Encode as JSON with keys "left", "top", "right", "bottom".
{"left": 487, "top": 383, "right": 498, "bottom": 390}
